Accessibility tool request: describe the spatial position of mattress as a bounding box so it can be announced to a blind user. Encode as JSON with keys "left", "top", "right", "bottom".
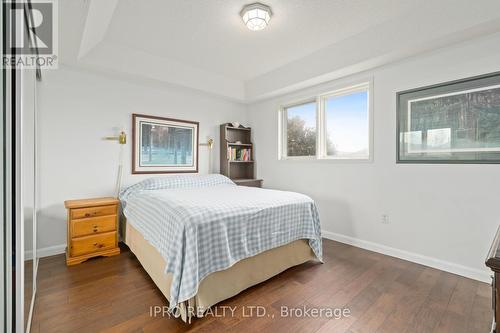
{"left": 124, "top": 221, "right": 316, "bottom": 322}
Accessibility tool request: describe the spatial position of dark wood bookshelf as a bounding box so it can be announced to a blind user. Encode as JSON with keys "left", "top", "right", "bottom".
{"left": 227, "top": 126, "right": 251, "bottom": 131}
{"left": 228, "top": 143, "right": 253, "bottom": 147}
{"left": 220, "top": 123, "right": 262, "bottom": 188}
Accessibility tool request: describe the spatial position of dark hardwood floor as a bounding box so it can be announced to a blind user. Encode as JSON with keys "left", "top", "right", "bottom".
{"left": 31, "top": 240, "right": 491, "bottom": 333}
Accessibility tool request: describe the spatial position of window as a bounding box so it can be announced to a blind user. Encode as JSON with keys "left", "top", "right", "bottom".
{"left": 323, "top": 86, "right": 369, "bottom": 159}
{"left": 279, "top": 82, "right": 371, "bottom": 160}
{"left": 285, "top": 101, "right": 317, "bottom": 157}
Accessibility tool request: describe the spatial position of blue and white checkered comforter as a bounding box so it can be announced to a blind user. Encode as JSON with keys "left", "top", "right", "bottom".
{"left": 120, "top": 175, "right": 322, "bottom": 312}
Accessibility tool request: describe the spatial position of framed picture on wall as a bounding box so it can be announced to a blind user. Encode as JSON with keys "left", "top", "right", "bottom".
{"left": 132, "top": 114, "right": 199, "bottom": 174}
{"left": 397, "top": 71, "right": 500, "bottom": 163}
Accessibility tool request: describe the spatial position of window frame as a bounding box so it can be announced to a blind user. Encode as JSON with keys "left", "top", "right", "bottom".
{"left": 278, "top": 97, "right": 319, "bottom": 161}
{"left": 278, "top": 80, "right": 373, "bottom": 162}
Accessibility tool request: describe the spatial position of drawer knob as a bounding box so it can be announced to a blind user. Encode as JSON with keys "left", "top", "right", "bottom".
{"left": 93, "top": 243, "right": 104, "bottom": 248}
{"left": 93, "top": 228, "right": 98, "bottom": 232}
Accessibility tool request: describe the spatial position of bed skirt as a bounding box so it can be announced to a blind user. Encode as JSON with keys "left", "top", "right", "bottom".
{"left": 123, "top": 220, "right": 317, "bottom": 322}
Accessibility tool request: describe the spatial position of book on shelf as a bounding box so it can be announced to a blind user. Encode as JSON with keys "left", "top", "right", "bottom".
{"left": 227, "top": 147, "right": 252, "bottom": 161}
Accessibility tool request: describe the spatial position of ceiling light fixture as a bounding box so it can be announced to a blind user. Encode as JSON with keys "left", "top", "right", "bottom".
{"left": 240, "top": 2, "right": 272, "bottom": 31}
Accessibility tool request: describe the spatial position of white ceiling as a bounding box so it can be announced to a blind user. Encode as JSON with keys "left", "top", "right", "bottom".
{"left": 104, "top": 0, "right": 419, "bottom": 80}
{"left": 59, "top": 0, "right": 500, "bottom": 102}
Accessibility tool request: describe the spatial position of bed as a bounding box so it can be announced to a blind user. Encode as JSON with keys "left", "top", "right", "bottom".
{"left": 119, "top": 174, "right": 322, "bottom": 322}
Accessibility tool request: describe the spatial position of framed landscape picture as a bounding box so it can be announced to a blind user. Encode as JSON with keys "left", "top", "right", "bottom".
{"left": 132, "top": 114, "right": 199, "bottom": 174}
{"left": 397, "top": 72, "right": 500, "bottom": 163}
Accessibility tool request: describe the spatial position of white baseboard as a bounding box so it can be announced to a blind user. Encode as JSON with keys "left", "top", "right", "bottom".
{"left": 29, "top": 236, "right": 491, "bottom": 283}
{"left": 27, "top": 244, "right": 66, "bottom": 259}
{"left": 322, "top": 230, "right": 491, "bottom": 283}
{"left": 25, "top": 250, "right": 33, "bottom": 261}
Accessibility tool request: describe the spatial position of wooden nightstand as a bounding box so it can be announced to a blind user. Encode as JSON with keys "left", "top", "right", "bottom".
{"left": 64, "top": 197, "right": 120, "bottom": 266}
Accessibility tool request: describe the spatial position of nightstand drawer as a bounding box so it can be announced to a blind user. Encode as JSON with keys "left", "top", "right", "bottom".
{"left": 71, "top": 215, "right": 116, "bottom": 237}
{"left": 71, "top": 205, "right": 117, "bottom": 220}
{"left": 71, "top": 232, "right": 116, "bottom": 256}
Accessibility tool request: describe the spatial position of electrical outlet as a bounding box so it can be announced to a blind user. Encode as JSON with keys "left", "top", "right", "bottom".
{"left": 381, "top": 214, "right": 389, "bottom": 224}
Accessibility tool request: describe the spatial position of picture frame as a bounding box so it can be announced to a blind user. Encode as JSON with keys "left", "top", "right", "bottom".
{"left": 397, "top": 71, "right": 500, "bottom": 164}
{"left": 132, "top": 114, "right": 199, "bottom": 174}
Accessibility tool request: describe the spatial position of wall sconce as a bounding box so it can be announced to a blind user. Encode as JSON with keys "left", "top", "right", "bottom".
{"left": 200, "top": 138, "right": 214, "bottom": 149}
{"left": 104, "top": 131, "right": 127, "bottom": 144}
{"left": 200, "top": 138, "right": 215, "bottom": 173}
{"left": 103, "top": 130, "right": 127, "bottom": 197}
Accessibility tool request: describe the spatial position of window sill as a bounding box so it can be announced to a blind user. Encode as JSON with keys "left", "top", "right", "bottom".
{"left": 278, "top": 156, "right": 373, "bottom": 163}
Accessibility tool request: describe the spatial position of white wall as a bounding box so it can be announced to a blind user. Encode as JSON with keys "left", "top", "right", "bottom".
{"left": 37, "top": 67, "right": 246, "bottom": 252}
{"left": 38, "top": 33, "right": 500, "bottom": 281}
{"left": 247, "top": 32, "right": 500, "bottom": 282}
